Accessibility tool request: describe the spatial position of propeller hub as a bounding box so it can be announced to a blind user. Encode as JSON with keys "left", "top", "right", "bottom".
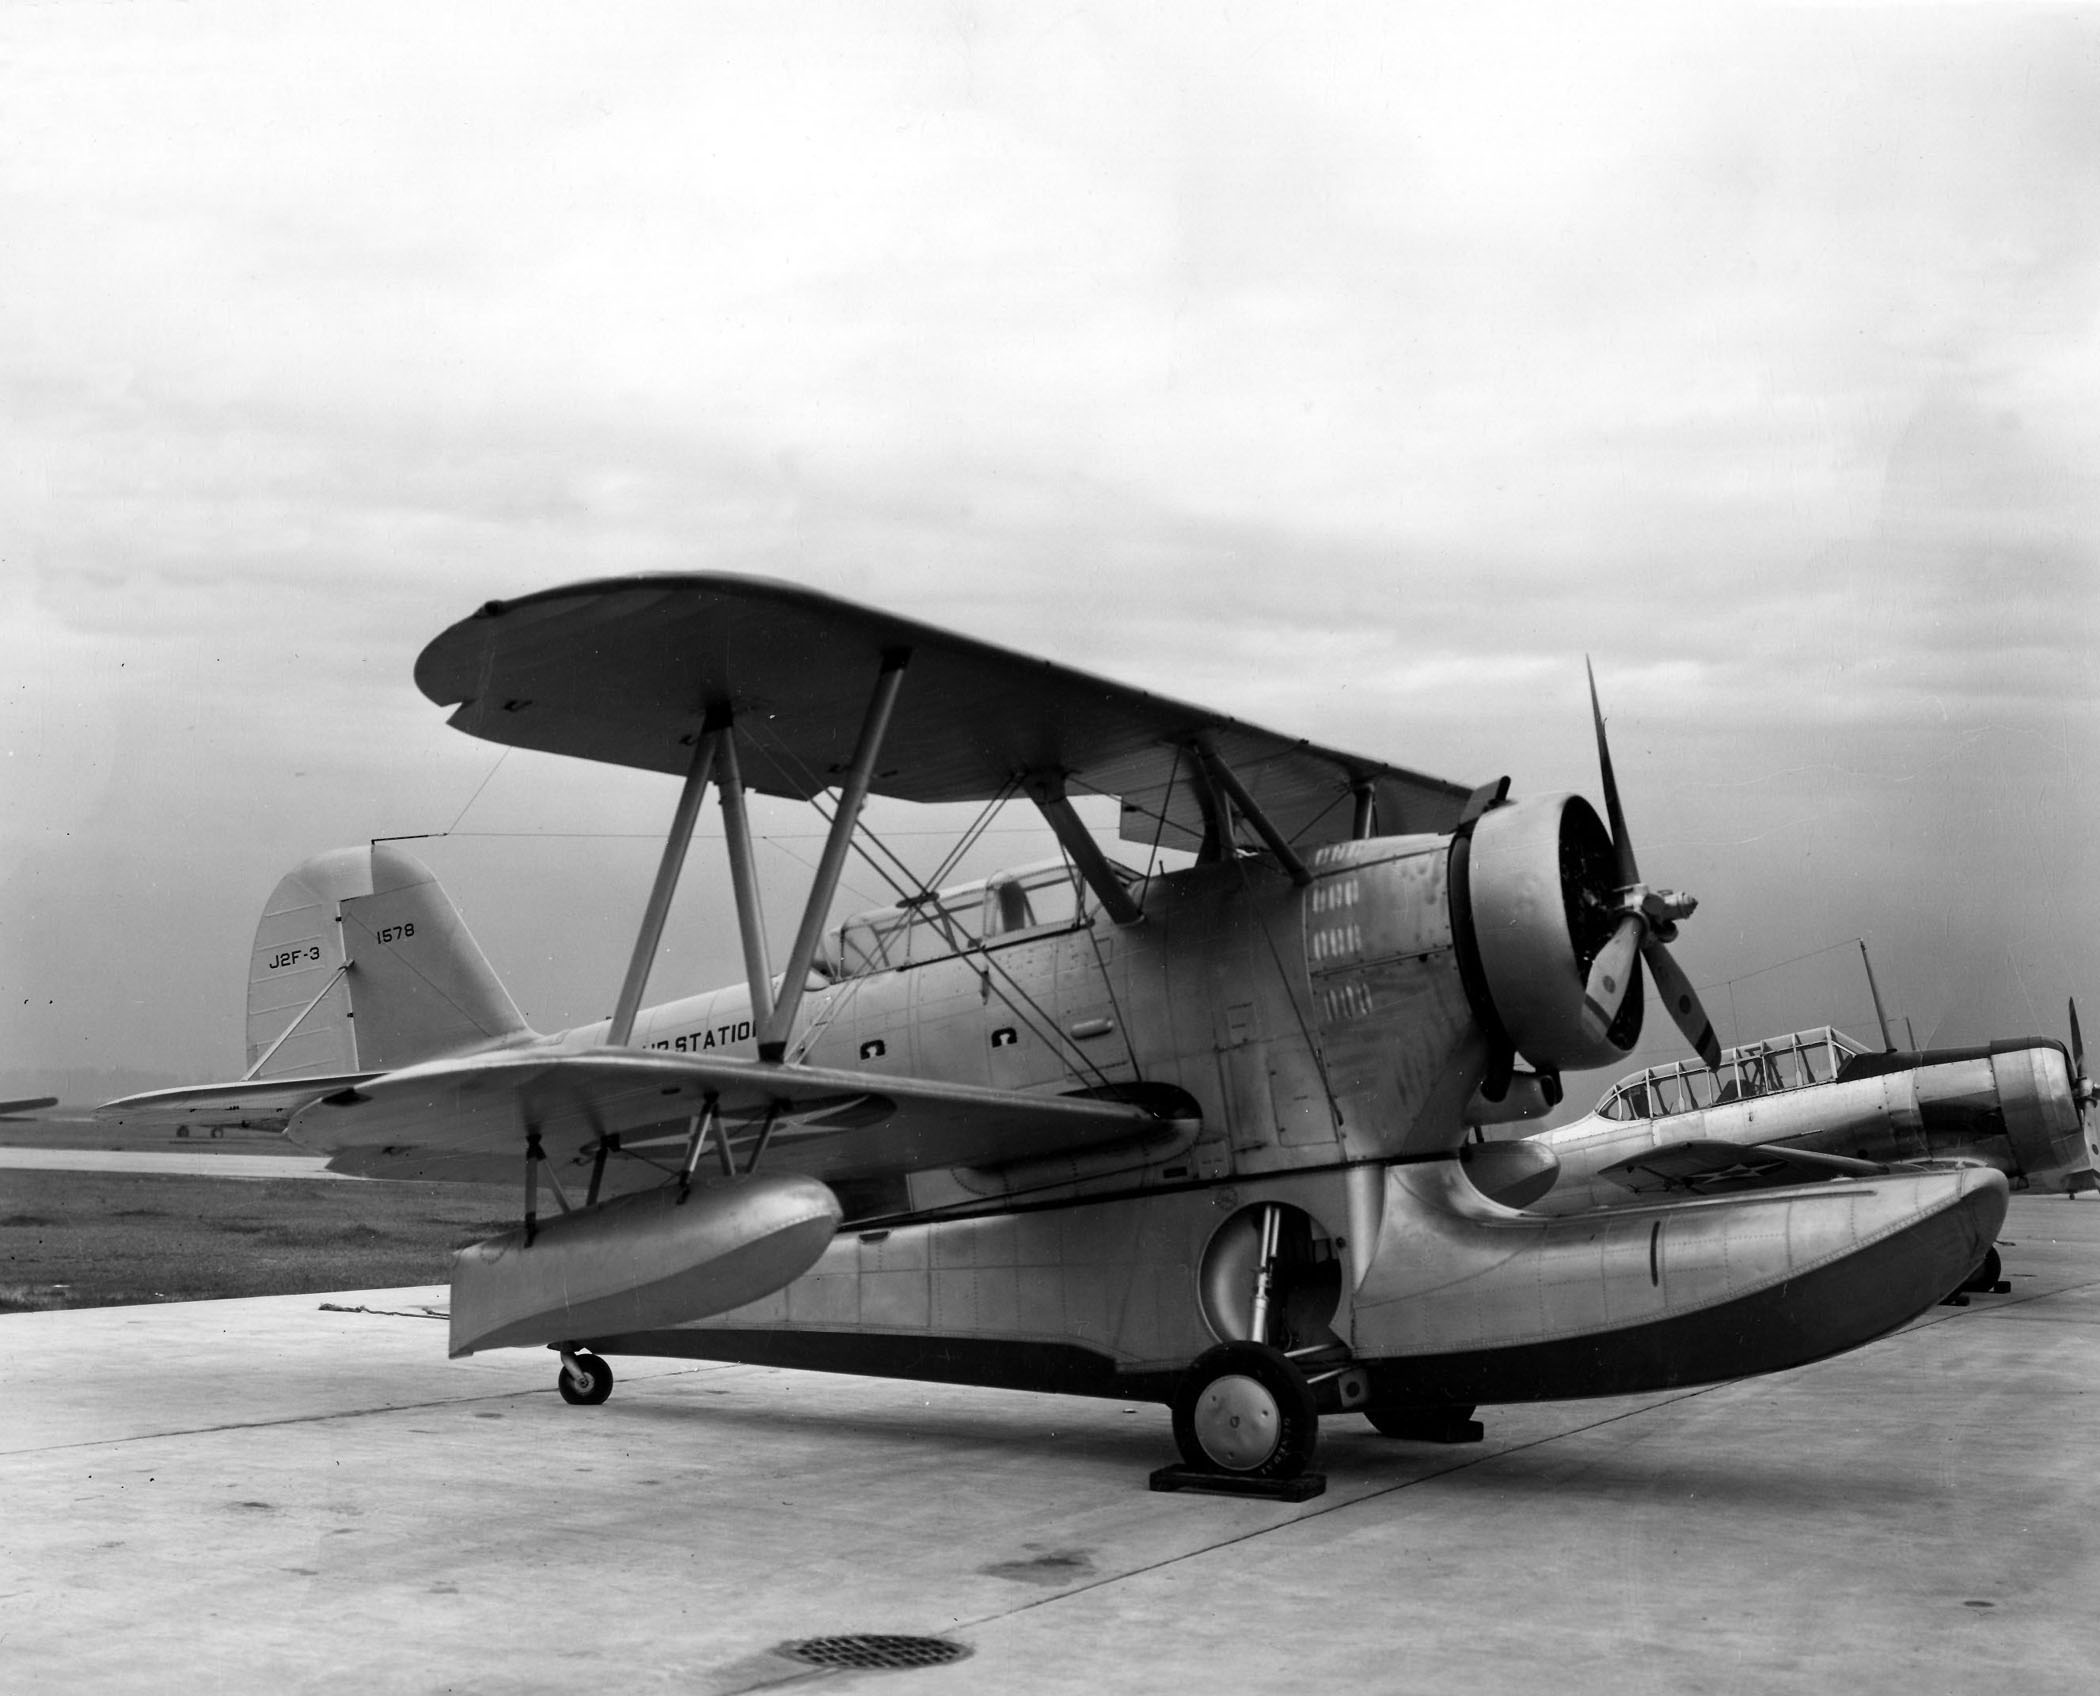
{"left": 1637, "top": 886, "right": 1698, "bottom": 927}
{"left": 1598, "top": 884, "right": 1699, "bottom": 946}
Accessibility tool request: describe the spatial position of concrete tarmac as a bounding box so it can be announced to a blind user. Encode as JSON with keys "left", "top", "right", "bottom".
{"left": 4, "top": 1196, "right": 2095, "bottom": 1695}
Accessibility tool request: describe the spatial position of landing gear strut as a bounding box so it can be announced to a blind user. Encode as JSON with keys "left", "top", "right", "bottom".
{"left": 1153, "top": 1201, "right": 1335, "bottom": 1497}
{"left": 555, "top": 1348, "right": 614, "bottom": 1406}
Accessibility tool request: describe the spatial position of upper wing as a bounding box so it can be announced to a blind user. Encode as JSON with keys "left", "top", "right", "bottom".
{"left": 277, "top": 1048, "right": 1196, "bottom": 1185}
{"left": 1597, "top": 1139, "right": 1909, "bottom": 1197}
{"left": 414, "top": 574, "right": 1471, "bottom": 853}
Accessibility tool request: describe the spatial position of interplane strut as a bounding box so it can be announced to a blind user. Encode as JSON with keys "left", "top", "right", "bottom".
{"left": 759, "top": 651, "right": 910, "bottom": 1061}
{"left": 608, "top": 731, "right": 719, "bottom": 1048}
{"left": 598, "top": 650, "right": 912, "bottom": 1070}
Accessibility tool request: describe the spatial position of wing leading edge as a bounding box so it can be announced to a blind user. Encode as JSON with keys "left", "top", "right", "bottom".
{"left": 413, "top": 574, "right": 1471, "bottom": 853}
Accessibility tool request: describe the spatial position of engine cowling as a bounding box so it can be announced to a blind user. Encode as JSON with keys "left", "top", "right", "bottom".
{"left": 1451, "top": 793, "right": 1640, "bottom": 1074}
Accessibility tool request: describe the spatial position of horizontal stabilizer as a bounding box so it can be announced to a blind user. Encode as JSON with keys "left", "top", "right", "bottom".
{"left": 1598, "top": 1139, "right": 1914, "bottom": 1197}
{"left": 97, "top": 1073, "right": 383, "bottom": 1135}
{"left": 287, "top": 1048, "right": 1196, "bottom": 1184}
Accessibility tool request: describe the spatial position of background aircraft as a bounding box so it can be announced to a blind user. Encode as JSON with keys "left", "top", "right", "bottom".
{"left": 105, "top": 575, "right": 2004, "bottom": 1486}
{"left": 1462, "top": 1018, "right": 2095, "bottom": 1294}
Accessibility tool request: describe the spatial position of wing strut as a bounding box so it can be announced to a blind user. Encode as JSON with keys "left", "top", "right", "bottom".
{"left": 1026, "top": 774, "right": 1143, "bottom": 926}
{"left": 605, "top": 652, "right": 908, "bottom": 1062}
{"left": 758, "top": 650, "right": 911, "bottom": 1061}
{"left": 608, "top": 727, "right": 720, "bottom": 1047}
{"left": 716, "top": 727, "right": 776, "bottom": 1035}
{"left": 1194, "top": 740, "right": 1312, "bottom": 886}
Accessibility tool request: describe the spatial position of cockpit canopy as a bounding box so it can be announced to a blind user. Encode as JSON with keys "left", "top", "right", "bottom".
{"left": 1596, "top": 1027, "right": 1867, "bottom": 1121}
{"left": 830, "top": 857, "right": 1132, "bottom": 979}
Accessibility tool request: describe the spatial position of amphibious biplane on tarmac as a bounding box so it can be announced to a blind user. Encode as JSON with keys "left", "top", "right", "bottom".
{"left": 105, "top": 576, "right": 2005, "bottom": 1483}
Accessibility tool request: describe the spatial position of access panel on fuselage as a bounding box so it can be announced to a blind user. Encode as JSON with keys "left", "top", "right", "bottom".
{"left": 1304, "top": 838, "right": 1482, "bottom": 1161}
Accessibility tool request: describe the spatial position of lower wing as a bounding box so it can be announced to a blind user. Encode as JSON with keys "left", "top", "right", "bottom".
{"left": 1596, "top": 1138, "right": 1924, "bottom": 1197}
{"left": 105, "top": 1049, "right": 1197, "bottom": 1185}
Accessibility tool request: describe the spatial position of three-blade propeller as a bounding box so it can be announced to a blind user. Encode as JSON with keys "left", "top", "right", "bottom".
{"left": 1580, "top": 662, "right": 1722, "bottom": 1070}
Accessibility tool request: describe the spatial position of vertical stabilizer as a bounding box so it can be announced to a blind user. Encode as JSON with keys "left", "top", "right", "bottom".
{"left": 247, "top": 849, "right": 368, "bottom": 1078}
{"left": 245, "top": 845, "right": 531, "bottom": 1079}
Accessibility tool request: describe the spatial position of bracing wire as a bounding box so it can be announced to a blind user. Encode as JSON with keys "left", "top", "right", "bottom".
{"left": 733, "top": 717, "right": 1117, "bottom": 1090}
{"left": 444, "top": 748, "right": 512, "bottom": 835}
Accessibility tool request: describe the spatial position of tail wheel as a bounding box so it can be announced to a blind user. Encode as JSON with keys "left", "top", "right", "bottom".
{"left": 557, "top": 1353, "right": 614, "bottom": 1406}
{"left": 1171, "top": 1342, "right": 1318, "bottom": 1479}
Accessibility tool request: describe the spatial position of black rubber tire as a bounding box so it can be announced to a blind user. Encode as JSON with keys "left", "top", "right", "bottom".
{"left": 1170, "top": 1342, "right": 1319, "bottom": 1479}
{"left": 1961, "top": 1244, "right": 2003, "bottom": 1293}
{"left": 557, "top": 1354, "right": 614, "bottom": 1406}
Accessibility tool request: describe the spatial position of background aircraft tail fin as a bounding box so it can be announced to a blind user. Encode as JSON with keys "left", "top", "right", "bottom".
{"left": 246, "top": 844, "right": 531, "bottom": 1078}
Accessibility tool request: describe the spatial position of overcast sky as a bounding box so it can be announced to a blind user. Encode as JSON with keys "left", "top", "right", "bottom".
{"left": 5, "top": 2, "right": 2096, "bottom": 1107}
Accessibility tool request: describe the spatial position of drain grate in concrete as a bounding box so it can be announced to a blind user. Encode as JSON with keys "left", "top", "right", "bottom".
{"left": 777, "top": 1634, "right": 972, "bottom": 1672}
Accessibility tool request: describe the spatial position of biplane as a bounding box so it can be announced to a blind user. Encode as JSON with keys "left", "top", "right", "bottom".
{"left": 1462, "top": 1017, "right": 2096, "bottom": 1292}
{"left": 104, "top": 576, "right": 2005, "bottom": 1483}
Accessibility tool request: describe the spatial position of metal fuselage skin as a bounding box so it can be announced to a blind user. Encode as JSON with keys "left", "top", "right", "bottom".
{"left": 1527, "top": 1047, "right": 2096, "bottom": 1215}
{"left": 550, "top": 835, "right": 2004, "bottom": 1412}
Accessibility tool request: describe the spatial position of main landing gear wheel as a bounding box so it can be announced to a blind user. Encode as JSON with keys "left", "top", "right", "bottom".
{"left": 557, "top": 1352, "right": 614, "bottom": 1406}
{"left": 1171, "top": 1342, "right": 1319, "bottom": 1480}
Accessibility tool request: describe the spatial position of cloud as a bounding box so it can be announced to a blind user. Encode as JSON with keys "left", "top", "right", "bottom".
{"left": 2, "top": 3, "right": 2096, "bottom": 1091}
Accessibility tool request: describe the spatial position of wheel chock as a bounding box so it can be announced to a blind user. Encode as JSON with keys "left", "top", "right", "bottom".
{"left": 1147, "top": 1465, "right": 1326, "bottom": 1501}
{"left": 1366, "top": 1409, "right": 1485, "bottom": 1444}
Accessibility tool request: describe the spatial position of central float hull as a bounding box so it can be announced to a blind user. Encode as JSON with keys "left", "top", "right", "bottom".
{"left": 573, "top": 1159, "right": 2005, "bottom": 1409}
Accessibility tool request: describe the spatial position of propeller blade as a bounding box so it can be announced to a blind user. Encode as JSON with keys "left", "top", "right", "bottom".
{"left": 1643, "top": 937, "right": 1721, "bottom": 1069}
{"left": 2070, "top": 997, "right": 2094, "bottom": 1109}
{"left": 1582, "top": 914, "right": 1645, "bottom": 1038}
{"left": 1586, "top": 658, "right": 1639, "bottom": 888}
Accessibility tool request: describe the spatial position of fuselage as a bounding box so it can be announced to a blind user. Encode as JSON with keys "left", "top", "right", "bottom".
{"left": 545, "top": 836, "right": 1487, "bottom": 1218}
